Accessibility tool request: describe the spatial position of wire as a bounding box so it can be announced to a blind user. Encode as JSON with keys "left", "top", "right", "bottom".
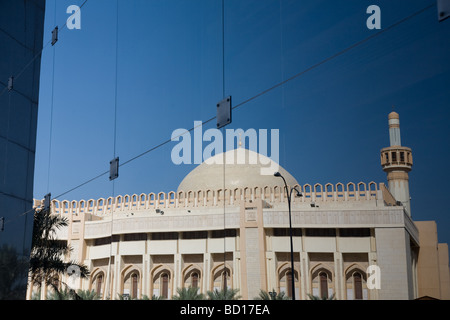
{"left": 1, "top": 0, "right": 92, "bottom": 228}
{"left": 113, "top": 0, "right": 119, "bottom": 159}
{"left": 2, "top": 92, "right": 12, "bottom": 186}
{"left": 222, "top": 0, "right": 226, "bottom": 98}
{"left": 279, "top": 0, "right": 285, "bottom": 110}
{"left": 106, "top": 0, "right": 120, "bottom": 300}
{"left": 231, "top": 3, "right": 435, "bottom": 112}
{"left": 0, "top": 0, "right": 90, "bottom": 100}
{"left": 222, "top": 0, "right": 227, "bottom": 277}
{"left": 46, "top": 0, "right": 58, "bottom": 194}
{"left": 120, "top": 115, "right": 217, "bottom": 168}
{"left": 3, "top": 208, "right": 37, "bottom": 225}
{"left": 53, "top": 170, "right": 109, "bottom": 200}
{"left": 124, "top": 2, "right": 436, "bottom": 168}
{"left": 59, "top": 0, "right": 89, "bottom": 33}
{"left": 33, "top": 118, "right": 214, "bottom": 203}
{"left": 3, "top": 2, "right": 436, "bottom": 226}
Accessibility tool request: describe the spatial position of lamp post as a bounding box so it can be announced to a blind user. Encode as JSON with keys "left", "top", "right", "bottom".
{"left": 274, "top": 172, "right": 302, "bottom": 300}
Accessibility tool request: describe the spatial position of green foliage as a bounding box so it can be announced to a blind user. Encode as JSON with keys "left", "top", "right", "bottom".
{"left": 31, "top": 289, "right": 41, "bottom": 300}
{"left": 146, "top": 294, "right": 165, "bottom": 300}
{"left": 206, "top": 287, "right": 241, "bottom": 300}
{"left": 254, "top": 289, "right": 291, "bottom": 300}
{"left": 307, "top": 293, "right": 336, "bottom": 300}
{"left": 117, "top": 293, "right": 165, "bottom": 300}
{"left": 172, "top": 287, "right": 205, "bottom": 300}
{"left": 77, "top": 289, "right": 100, "bottom": 300}
{"left": 117, "top": 293, "right": 132, "bottom": 300}
{"left": 29, "top": 206, "right": 90, "bottom": 298}
{"left": 46, "top": 286, "right": 81, "bottom": 300}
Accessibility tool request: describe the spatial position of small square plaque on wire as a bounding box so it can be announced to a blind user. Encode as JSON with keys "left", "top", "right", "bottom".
{"left": 44, "top": 193, "right": 51, "bottom": 211}
{"left": 110, "top": 157, "right": 119, "bottom": 181}
{"left": 51, "top": 26, "right": 58, "bottom": 45}
{"left": 216, "top": 96, "right": 232, "bottom": 129}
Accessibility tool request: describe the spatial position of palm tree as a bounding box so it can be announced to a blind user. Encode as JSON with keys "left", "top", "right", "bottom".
{"left": 117, "top": 293, "right": 133, "bottom": 300}
{"left": 31, "top": 289, "right": 41, "bottom": 300}
{"left": 307, "top": 293, "right": 336, "bottom": 300}
{"left": 140, "top": 294, "right": 165, "bottom": 300}
{"left": 77, "top": 289, "right": 100, "bottom": 300}
{"left": 172, "top": 287, "right": 205, "bottom": 300}
{"left": 206, "top": 287, "right": 241, "bottom": 300}
{"left": 46, "top": 286, "right": 79, "bottom": 300}
{"left": 254, "top": 289, "right": 290, "bottom": 300}
{"left": 28, "top": 206, "right": 89, "bottom": 298}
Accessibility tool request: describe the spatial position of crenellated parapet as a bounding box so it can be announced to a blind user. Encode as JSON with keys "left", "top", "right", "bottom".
{"left": 43, "top": 181, "right": 384, "bottom": 216}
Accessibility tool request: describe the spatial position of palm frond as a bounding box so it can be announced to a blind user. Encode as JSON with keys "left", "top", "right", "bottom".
{"left": 254, "top": 289, "right": 291, "bottom": 300}
{"left": 28, "top": 205, "right": 90, "bottom": 297}
{"left": 307, "top": 293, "right": 336, "bottom": 300}
{"left": 206, "top": 288, "right": 241, "bottom": 300}
{"left": 172, "top": 287, "right": 205, "bottom": 300}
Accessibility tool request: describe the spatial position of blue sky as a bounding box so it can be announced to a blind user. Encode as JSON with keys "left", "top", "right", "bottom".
{"left": 34, "top": 0, "right": 450, "bottom": 244}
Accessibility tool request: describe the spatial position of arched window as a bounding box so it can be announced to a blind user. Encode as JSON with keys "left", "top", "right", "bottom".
{"left": 278, "top": 267, "right": 298, "bottom": 299}
{"left": 320, "top": 272, "right": 328, "bottom": 299}
{"left": 162, "top": 273, "right": 169, "bottom": 299}
{"left": 345, "top": 268, "right": 368, "bottom": 300}
{"left": 91, "top": 272, "right": 104, "bottom": 298}
{"left": 354, "top": 272, "right": 363, "bottom": 300}
{"left": 183, "top": 268, "right": 201, "bottom": 289}
{"left": 123, "top": 270, "right": 139, "bottom": 299}
{"left": 192, "top": 272, "right": 199, "bottom": 288}
{"left": 212, "top": 267, "right": 231, "bottom": 291}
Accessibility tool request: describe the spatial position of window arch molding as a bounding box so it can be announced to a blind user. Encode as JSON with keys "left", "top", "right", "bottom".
{"left": 182, "top": 264, "right": 203, "bottom": 289}
{"left": 90, "top": 268, "right": 106, "bottom": 298}
{"left": 121, "top": 265, "right": 141, "bottom": 300}
{"left": 210, "top": 263, "right": 232, "bottom": 291}
{"left": 150, "top": 265, "right": 173, "bottom": 299}
{"left": 310, "top": 263, "right": 334, "bottom": 299}
{"left": 344, "top": 263, "right": 368, "bottom": 300}
{"left": 276, "top": 262, "right": 300, "bottom": 299}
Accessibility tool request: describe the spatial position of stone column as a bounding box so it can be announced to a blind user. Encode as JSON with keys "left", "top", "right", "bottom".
{"left": 239, "top": 199, "right": 267, "bottom": 299}
{"left": 203, "top": 252, "right": 211, "bottom": 293}
{"left": 334, "top": 251, "right": 343, "bottom": 300}
{"left": 375, "top": 227, "right": 414, "bottom": 299}
{"left": 299, "top": 251, "right": 307, "bottom": 300}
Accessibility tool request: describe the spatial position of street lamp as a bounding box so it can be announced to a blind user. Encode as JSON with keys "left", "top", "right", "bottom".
{"left": 274, "top": 171, "right": 302, "bottom": 300}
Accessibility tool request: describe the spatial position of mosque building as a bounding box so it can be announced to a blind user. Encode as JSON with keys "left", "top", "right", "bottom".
{"left": 27, "top": 112, "right": 450, "bottom": 300}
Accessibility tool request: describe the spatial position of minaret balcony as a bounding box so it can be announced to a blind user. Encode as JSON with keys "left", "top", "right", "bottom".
{"left": 380, "top": 146, "right": 413, "bottom": 170}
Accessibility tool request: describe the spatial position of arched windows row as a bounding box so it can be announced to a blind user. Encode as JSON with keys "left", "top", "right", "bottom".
{"left": 90, "top": 265, "right": 232, "bottom": 299}
{"left": 275, "top": 265, "right": 369, "bottom": 300}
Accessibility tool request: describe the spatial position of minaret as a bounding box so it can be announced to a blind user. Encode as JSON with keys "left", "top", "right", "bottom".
{"left": 380, "top": 111, "right": 413, "bottom": 215}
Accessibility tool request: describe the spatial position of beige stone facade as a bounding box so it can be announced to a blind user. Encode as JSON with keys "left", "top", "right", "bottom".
{"left": 415, "top": 221, "right": 450, "bottom": 299}
{"left": 26, "top": 113, "right": 450, "bottom": 300}
{"left": 26, "top": 172, "right": 449, "bottom": 300}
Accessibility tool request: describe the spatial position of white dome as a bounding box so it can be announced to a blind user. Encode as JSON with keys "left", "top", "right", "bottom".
{"left": 177, "top": 148, "right": 299, "bottom": 192}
